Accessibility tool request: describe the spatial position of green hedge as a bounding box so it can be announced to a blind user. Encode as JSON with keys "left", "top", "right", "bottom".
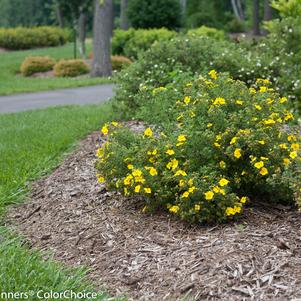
{"left": 0, "top": 26, "right": 71, "bottom": 50}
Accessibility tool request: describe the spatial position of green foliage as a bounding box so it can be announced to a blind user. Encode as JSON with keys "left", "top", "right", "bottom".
{"left": 97, "top": 72, "right": 301, "bottom": 223}
{"left": 112, "top": 28, "right": 176, "bottom": 59}
{"left": 20, "top": 56, "right": 55, "bottom": 76}
{"left": 271, "top": 0, "right": 301, "bottom": 17}
{"left": 0, "top": 26, "right": 70, "bottom": 50}
{"left": 127, "top": 0, "right": 181, "bottom": 29}
{"left": 53, "top": 59, "right": 90, "bottom": 77}
{"left": 111, "top": 55, "right": 132, "bottom": 72}
{"left": 187, "top": 26, "right": 225, "bottom": 40}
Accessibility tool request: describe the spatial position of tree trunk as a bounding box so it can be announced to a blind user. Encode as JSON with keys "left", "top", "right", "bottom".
{"left": 78, "top": 9, "right": 86, "bottom": 58}
{"left": 253, "top": 0, "right": 260, "bottom": 35}
{"left": 180, "top": 0, "right": 187, "bottom": 14}
{"left": 91, "top": 0, "right": 113, "bottom": 77}
{"left": 263, "top": 0, "right": 273, "bottom": 35}
{"left": 236, "top": 0, "right": 245, "bottom": 20}
{"left": 120, "top": 0, "right": 129, "bottom": 30}
{"left": 55, "top": 0, "right": 64, "bottom": 28}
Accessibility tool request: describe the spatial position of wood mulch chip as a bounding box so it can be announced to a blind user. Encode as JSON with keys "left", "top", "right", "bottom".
{"left": 6, "top": 121, "right": 301, "bottom": 301}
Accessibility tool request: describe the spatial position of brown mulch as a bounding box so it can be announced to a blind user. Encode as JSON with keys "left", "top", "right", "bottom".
{"left": 6, "top": 121, "right": 301, "bottom": 301}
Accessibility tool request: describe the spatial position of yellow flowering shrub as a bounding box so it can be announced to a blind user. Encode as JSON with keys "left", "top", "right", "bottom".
{"left": 96, "top": 72, "right": 301, "bottom": 223}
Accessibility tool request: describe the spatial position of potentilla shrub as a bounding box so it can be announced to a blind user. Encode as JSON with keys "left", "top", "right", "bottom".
{"left": 96, "top": 72, "right": 301, "bottom": 223}
{"left": 20, "top": 56, "right": 56, "bottom": 76}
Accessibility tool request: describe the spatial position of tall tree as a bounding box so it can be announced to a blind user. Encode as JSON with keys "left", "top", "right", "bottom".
{"left": 120, "top": 0, "right": 129, "bottom": 29}
{"left": 78, "top": 6, "right": 87, "bottom": 56}
{"left": 264, "top": 0, "right": 273, "bottom": 21}
{"left": 253, "top": 0, "right": 260, "bottom": 35}
{"left": 231, "top": 0, "right": 244, "bottom": 20}
{"left": 91, "top": 0, "right": 113, "bottom": 77}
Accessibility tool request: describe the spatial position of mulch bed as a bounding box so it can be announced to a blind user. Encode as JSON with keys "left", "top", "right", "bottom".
{"left": 6, "top": 121, "right": 301, "bottom": 301}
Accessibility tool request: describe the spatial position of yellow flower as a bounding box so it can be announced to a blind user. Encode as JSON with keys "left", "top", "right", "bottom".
{"left": 124, "top": 174, "right": 133, "bottom": 185}
{"left": 249, "top": 87, "right": 256, "bottom": 94}
{"left": 283, "top": 158, "right": 291, "bottom": 166}
{"left": 219, "top": 178, "right": 229, "bottom": 186}
{"left": 225, "top": 207, "right": 235, "bottom": 216}
{"left": 135, "top": 176, "right": 145, "bottom": 183}
{"left": 149, "top": 167, "right": 158, "bottom": 176}
{"left": 258, "top": 140, "right": 265, "bottom": 145}
{"left": 124, "top": 188, "right": 129, "bottom": 196}
{"left": 254, "top": 161, "right": 264, "bottom": 169}
{"left": 127, "top": 164, "right": 134, "bottom": 170}
{"left": 177, "top": 135, "right": 186, "bottom": 142}
{"left": 219, "top": 161, "right": 226, "bottom": 168}
{"left": 279, "top": 143, "right": 287, "bottom": 150}
{"left": 183, "top": 96, "right": 191, "bottom": 105}
{"left": 259, "top": 167, "right": 268, "bottom": 176}
{"left": 135, "top": 185, "right": 141, "bottom": 193}
{"left": 132, "top": 169, "right": 142, "bottom": 177}
{"left": 111, "top": 121, "right": 118, "bottom": 126}
{"left": 188, "top": 186, "right": 196, "bottom": 193}
{"left": 166, "top": 149, "right": 175, "bottom": 155}
{"left": 213, "top": 97, "right": 226, "bottom": 105}
{"left": 291, "top": 143, "right": 300, "bottom": 151}
{"left": 254, "top": 104, "right": 262, "bottom": 110}
{"left": 174, "top": 170, "right": 187, "bottom": 177}
{"left": 236, "top": 100, "right": 244, "bottom": 105}
{"left": 169, "top": 205, "right": 179, "bottom": 213}
{"left": 179, "top": 179, "right": 186, "bottom": 187}
{"left": 208, "top": 69, "right": 217, "bottom": 80}
{"left": 167, "top": 158, "right": 179, "bottom": 170}
{"left": 182, "top": 191, "right": 190, "bottom": 198}
{"left": 215, "top": 134, "right": 222, "bottom": 141}
{"left": 204, "top": 191, "right": 214, "bottom": 200}
{"left": 97, "top": 175, "right": 105, "bottom": 183}
{"left": 230, "top": 137, "right": 237, "bottom": 145}
{"left": 264, "top": 119, "right": 276, "bottom": 125}
{"left": 96, "top": 148, "right": 104, "bottom": 158}
{"left": 188, "top": 179, "right": 194, "bottom": 186}
{"left": 214, "top": 143, "right": 221, "bottom": 148}
{"left": 207, "top": 123, "right": 213, "bottom": 128}
{"left": 284, "top": 113, "right": 294, "bottom": 121}
{"left": 234, "top": 148, "right": 242, "bottom": 159}
{"left": 101, "top": 125, "right": 109, "bottom": 135}
{"left": 289, "top": 151, "right": 298, "bottom": 159}
{"left": 144, "top": 187, "right": 152, "bottom": 194}
{"left": 144, "top": 128, "right": 153, "bottom": 137}
{"left": 288, "top": 135, "right": 296, "bottom": 142}
{"left": 194, "top": 204, "right": 201, "bottom": 212}
{"left": 259, "top": 86, "right": 268, "bottom": 93}
{"left": 280, "top": 97, "right": 287, "bottom": 103}
{"left": 240, "top": 196, "right": 247, "bottom": 204}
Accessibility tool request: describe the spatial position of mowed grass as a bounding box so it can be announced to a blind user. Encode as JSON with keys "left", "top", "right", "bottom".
{"left": 0, "top": 104, "right": 123, "bottom": 300}
{"left": 0, "top": 42, "right": 111, "bottom": 95}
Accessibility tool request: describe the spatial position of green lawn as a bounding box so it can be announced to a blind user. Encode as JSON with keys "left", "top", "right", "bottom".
{"left": 0, "top": 43, "right": 111, "bottom": 96}
{"left": 0, "top": 104, "right": 123, "bottom": 300}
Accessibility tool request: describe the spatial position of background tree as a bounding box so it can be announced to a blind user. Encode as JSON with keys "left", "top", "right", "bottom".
{"left": 127, "top": 0, "right": 181, "bottom": 29}
{"left": 120, "top": 0, "right": 129, "bottom": 29}
{"left": 253, "top": 0, "right": 260, "bottom": 35}
{"left": 92, "top": 0, "right": 113, "bottom": 77}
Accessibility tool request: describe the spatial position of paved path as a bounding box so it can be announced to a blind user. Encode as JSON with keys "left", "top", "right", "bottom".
{"left": 0, "top": 84, "right": 115, "bottom": 114}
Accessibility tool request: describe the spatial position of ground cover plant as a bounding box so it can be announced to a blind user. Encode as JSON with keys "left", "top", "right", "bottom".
{"left": 97, "top": 72, "right": 301, "bottom": 223}
{"left": 0, "top": 104, "right": 123, "bottom": 300}
{"left": 0, "top": 43, "right": 111, "bottom": 95}
{"left": 53, "top": 59, "right": 90, "bottom": 77}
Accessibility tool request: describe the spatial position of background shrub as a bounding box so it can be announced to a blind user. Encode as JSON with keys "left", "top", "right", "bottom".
{"left": 0, "top": 26, "right": 70, "bottom": 50}
{"left": 53, "top": 59, "right": 89, "bottom": 77}
{"left": 111, "top": 55, "right": 132, "bottom": 72}
{"left": 127, "top": 0, "right": 181, "bottom": 29}
{"left": 20, "top": 56, "right": 55, "bottom": 76}
{"left": 187, "top": 26, "right": 226, "bottom": 40}
{"left": 112, "top": 28, "right": 176, "bottom": 59}
{"left": 97, "top": 72, "right": 301, "bottom": 223}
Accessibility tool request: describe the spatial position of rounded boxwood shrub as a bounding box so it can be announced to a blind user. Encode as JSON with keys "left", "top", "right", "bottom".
{"left": 111, "top": 55, "right": 132, "bottom": 71}
{"left": 53, "top": 60, "right": 90, "bottom": 77}
{"left": 97, "top": 72, "right": 301, "bottom": 223}
{"left": 0, "top": 26, "right": 70, "bottom": 50}
{"left": 20, "top": 56, "right": 56, "bottom": 76}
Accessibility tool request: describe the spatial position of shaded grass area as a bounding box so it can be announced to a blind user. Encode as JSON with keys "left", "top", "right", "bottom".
{"left": 0, "top": 104, "right": 122, "bottom": 300}
{"left": 0, "top": 43, "right": 111, "bottom": 96}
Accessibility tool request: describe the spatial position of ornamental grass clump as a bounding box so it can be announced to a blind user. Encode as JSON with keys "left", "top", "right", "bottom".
{"left": 96, "top": 72, "right": 301, "bottom": 223}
